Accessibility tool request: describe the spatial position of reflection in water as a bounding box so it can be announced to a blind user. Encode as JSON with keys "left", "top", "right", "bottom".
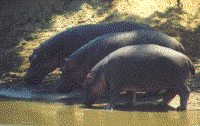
{"left": 0, "top": 101, "right": 199, "bottom": 125}
{"left": 74, "top": 106, "right": 84, "bottom": 126}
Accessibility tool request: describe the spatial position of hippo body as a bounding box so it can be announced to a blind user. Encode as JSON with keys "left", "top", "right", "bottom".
{"left": 83, "top": 44, "right": 195, "bottom": 111}
{"left": 59, "top": 30, "right": 185, "bottom": 92}
{"left": 24, "top": 21, "right": 152, "bottom": 85}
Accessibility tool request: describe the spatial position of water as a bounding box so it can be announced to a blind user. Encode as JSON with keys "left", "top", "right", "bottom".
{"left": 0, "top": 101, "right": 199, "bottom": 125}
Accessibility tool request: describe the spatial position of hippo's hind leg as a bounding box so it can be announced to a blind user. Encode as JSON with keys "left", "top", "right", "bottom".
{"left": 157, "top": 88, "right": 178, "bottom": 111}
{"left": 176, "top": 84, "right": 190, "bottom": 111}
{"left": 160, "top": 88, "right": 177, "bottom": 103}
{"left": 159, "top": 84, "right": 190, "bottom": 111}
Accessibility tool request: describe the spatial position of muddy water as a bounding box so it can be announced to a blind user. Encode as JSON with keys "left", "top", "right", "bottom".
{"left": 0, "top": 101, "right": 199, "bottom": 125}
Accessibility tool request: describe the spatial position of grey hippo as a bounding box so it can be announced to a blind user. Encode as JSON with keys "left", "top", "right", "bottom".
{"left": 24, "top": 21, "right": 152, "bottom": 86}
{"left": 82, "top": 44, "right": 195, "bottom": 111}
{"left": 58, "top": 30, "right": 185, "bottom": 93}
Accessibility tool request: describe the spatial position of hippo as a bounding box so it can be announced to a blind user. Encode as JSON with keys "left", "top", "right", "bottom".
{"left": 58, "top": 30, "right": 185, "bottom": 92}
{"left": 24, "top": 21, "right": 152, "bottom": 86}
{"left": 82, "top": 44, "right": 195, "bottom": 111}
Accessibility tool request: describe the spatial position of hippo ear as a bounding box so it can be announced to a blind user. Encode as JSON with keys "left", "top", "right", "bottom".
{"left": 87, "top": 75, "right": 93, "bottom": 83}
{"left": 60, "top": 58, "right": 75, "bottom": 71}
{"left": 60, "top": 58, "right": 67, "bottom": 67}
{"left": 60, "top": 59, "right": 76, "bottom": 71}
{"left": 82, "top": 75, "right": 93, "bottom": 88}
{"left": 67, "top": 59, "right": 76, "bottom": 68}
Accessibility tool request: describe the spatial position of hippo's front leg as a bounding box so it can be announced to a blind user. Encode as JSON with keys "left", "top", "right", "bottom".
{"left": 83, "top": 88, "right": 96, "bottom": 108}
{"left": 158, "top": 83, "right": 190, "bottom": 111}
{"left": 176, "top": 84, "right": 190, "bottom": 111}
{"left": 125, "top": 90, "right": 136, "bottom": 106}
{"left": 82, "top": 75, "right": 98, "bottom": 108}
{"left": 56, "top": 68, "right": 76, "bottom": 93}
{"left": 105, "top": 80, "right": 119, "bottom": 111}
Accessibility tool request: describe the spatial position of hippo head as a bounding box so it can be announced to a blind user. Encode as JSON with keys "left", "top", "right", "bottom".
{"left": 57, "top": 58, "right": 79, "bottom": 92}
{"left": 82, "top": 73, "right": 107, "bottom": 103}
{"left": 84, "top": 73, "right": 107, "bottom": 94}
{"left": 24, "top": 55, "right": 62, "bottom": 85}
{"left": 57, "top": 58, "right": 90, "bottom": 93}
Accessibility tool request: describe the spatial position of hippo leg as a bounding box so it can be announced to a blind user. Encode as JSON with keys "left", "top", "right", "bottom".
{"left": 105, "top": 80, "right": 119, "bottom": 110}
{"left": 83, "top": 89, "right": 96, "bottom": 108}
{"left": 158, "top": 84, "right": 190, "bottom": 111}
{"left": 57, "top": 68, "right": 78, "bottom": 93}
{"left": 159, "top": 88, "right": 177, "bottom": 102}
{"left": 83, "top": 74, "right": 103, "bottom": 108}
{"left": 125, "top": 90, "right": 136, "bottom": 106}
{"left": 176, "top": 84, "right": 190, "bottom": 111}
{"left": 153, "top": 88, "right": 177, "bottom": 111}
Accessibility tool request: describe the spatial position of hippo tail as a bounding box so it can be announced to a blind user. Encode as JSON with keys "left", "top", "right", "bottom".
{"left": 187, "top": 58, "right": 195, "bottom": 75}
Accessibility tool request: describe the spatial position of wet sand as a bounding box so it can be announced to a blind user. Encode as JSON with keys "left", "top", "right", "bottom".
{"left": 0, "top": 98, "right": 199, "bottom": 125}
